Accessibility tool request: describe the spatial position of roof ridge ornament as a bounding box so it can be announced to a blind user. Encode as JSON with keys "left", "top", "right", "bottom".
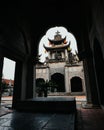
{"left": 55, "top": 30, "right": 60, "bottom": 35}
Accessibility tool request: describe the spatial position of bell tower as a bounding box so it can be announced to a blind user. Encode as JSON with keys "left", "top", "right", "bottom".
{"left": 43, "top": 31, "right": 70, "bottom": 63}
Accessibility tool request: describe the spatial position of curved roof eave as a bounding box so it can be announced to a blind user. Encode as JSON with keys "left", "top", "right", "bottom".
{"left": 48, "top": 36, "right": 66, "bottom": 44}
{"left": 43, "top": 42, "right": 70, "bottom": 51}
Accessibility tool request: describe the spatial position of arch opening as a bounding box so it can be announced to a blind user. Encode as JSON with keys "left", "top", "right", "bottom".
{"left": 38, "top": 26, "right": 78, "bottom": 63}
{"left": 51, "top": 73, "right": 65, "bottom": 92}
{"left": 71, "top": 77, "right": 83, "bottom": 92}
{"left": 35, "top": 26, "right": 86, "bottom": 99}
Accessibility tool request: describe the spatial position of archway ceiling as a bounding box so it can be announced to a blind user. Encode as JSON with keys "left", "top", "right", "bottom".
{"left": 0, "top": 1, "right": 83, "bottom": 54}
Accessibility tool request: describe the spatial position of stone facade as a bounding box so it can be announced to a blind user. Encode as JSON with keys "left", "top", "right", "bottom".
{"left": 65, "top": 62, "right": 86, "bottom": 94}
{"left": 36, "top": 61, "right": 85, "bottom": 95}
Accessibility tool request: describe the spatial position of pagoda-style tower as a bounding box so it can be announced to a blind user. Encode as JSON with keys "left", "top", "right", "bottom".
{"left": 43, "top": 31, "right": 70, "bottom": 63}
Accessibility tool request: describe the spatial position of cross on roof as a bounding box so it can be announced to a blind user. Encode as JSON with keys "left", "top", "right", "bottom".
{"left": 55, "top": 30, "right": 60, "bottom": 35}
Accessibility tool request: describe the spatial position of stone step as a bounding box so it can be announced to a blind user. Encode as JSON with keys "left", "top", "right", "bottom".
{"left": 15, "top": 97, "right": 76, "bottom": 113}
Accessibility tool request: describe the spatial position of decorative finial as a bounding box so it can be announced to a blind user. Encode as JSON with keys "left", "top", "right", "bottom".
{"left": 55, "top": 30, "right": 60, "bottom": 35}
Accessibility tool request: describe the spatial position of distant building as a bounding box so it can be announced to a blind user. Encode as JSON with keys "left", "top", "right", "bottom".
{"left": 2, "top": 78, "right": 14, "bottom": 96}
{"left": 36, "top": 31, "right": 86, "bottom": 95}
{"left": 2, "top": 79, "right": 14, "bottom": 87}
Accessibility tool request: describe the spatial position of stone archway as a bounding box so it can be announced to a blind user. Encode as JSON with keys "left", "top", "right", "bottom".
{"left": 71, "top": 76, "right": 83, "bottom": 92}
{"left": 51, "top": 73, "right": 65, "bottom": 92}
{"left": 93, "top": 38, "right": 104, "bottom": 106}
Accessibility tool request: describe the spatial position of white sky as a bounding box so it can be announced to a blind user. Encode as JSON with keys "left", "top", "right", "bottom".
{"left": 2, "top": 57, "right": 16, "bottom": 80}
{"left": 2, "top": 26, "right": 78, "bottom": 80}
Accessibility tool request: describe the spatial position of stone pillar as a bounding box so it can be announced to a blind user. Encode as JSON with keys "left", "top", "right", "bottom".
{"left": 33, "top": 65, "right": 36, "bottom": 97}
{"left": 62, "top": 52, "right": 64, "bottom": 59}
{"left": 25, "top": 56, "right": 34, "bottom": 99}
{"left": 12, "top": 61, "right": 23, "bottom": 108}
{"left": 0, "top": 57, "right": 4, "bottom": 104}
{"left": 83, "top": 56, "right": 99, "bottom": 106}
{"left": 65, "top": 66, "right": 70, "bottom": 92}
{"left": 12, "top": 55, "right": 34, "bottom": 108}
{"left": 88, "top": 57, "right": 99, "bottom": 106}
{"left": 68, "top": 77, "right": 71, "bottom": 93}
{"left": 82, "top": 78, "right": 86, "bottom": 93}
{"left": 83, "top": 59, "right": 92, "bottom": 104}
{"left": 65, "top": 49, "right": 68, "bottom": 61}
{"left": 21, "top": 61, "right": 28, "bottom": 100}
{"left": 46, "top": 67, "right": 50, "bottom": 81}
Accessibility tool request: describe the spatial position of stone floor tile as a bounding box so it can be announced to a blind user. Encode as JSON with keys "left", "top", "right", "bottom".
{"left": 0, "top": 112, "right": 75, "bottom": 130}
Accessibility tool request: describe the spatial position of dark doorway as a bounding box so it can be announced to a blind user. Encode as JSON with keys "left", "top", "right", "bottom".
{"left": 93, "top": 38, "right": 104, "bottom": 105}
{"left": 36, "top": 78, "right": 45, "bottom": 87}
{"left": 36, "top": 78, "right": 45, "bottom": 97}
{"left": 71, "top": 77, "right": 83, "bottom": 92}
{"left": 51, "top": 73, "right": 65, "bottom": 92}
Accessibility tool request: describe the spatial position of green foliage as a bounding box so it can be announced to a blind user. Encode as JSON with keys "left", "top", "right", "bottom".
{"left": 36, "top": 79, "right": 58, "bottom": 96}
{"left": 48, "top": 80, "right": 58, "bottom": 92}
{"left": 36, "top": 78, "right": 45, "bottom": 96}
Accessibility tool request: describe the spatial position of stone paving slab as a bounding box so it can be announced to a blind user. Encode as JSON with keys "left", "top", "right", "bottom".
{"left": 0, "top": 96, "right": 87, "bottom": 130}
{"left": 0, "top": 106, "right": 12, "bottom": 117}
{"left": 76, "top": 108, "right": 104, "bottom": 130}
{"left": 0, "top": 112, "right": 75, "bottom": 130}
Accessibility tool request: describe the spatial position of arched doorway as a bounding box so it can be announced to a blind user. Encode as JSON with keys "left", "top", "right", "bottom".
{"left": 93, "top": 38, "right": 104, "bottom": 106}
{"left": 51, "top": 73, "right": 65, "bottom": 92}
{"left": 35, "top": 78, "right": 45, "bottom": 97}
{"left": 71, "top": 77, "right": 83, "bottom": 92}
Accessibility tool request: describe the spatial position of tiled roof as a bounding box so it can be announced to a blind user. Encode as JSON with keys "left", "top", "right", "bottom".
{"left": 2, "top": 78, "right": 14, "bottom": 86}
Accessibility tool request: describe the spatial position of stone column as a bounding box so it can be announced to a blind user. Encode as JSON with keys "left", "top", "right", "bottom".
{"left": 12, "top": 61, "right": 23, "bottom": 108}
{"left": 12, "top": 55, "right": 34, "bottom": 109}
{"left": 83, "top": 59, "right": 92, "bottom": 104}
{"left": 65, "top": 66, "right": 70, "bottom": 92}
{"left": 83, "top": 57, "right": 99, "bottom": 106}
{"left": 62, "top": 52, "right": 64, "bottom": 59}
{"left": 25, "top": 56, "right": 34, "bottom": 99}
{"left": 46, "top": 67, "right": 50, "bottom": 81}
{"left": 65, "top": 49, "right": 68, "bottom": 61}
{"left": 68, "top": 77, "right": 71, "bottom": 93}
{"left": 33, "top": 65, "right": 36, "bottom": 97}
{"left": 21, "top": 61, "right": 29, "bottom": 100}
{"left": 0, "top": 57, "right": 4, "bottom": 104}
{"left": 82, "top": 78, "right": 86, "bottom": 93}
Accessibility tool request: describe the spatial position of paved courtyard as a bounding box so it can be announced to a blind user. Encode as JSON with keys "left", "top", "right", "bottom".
{"left": 0, "top": 96, "right": 77, "bottom": 130}
{"left": 0, "top": 96, "right": 104, "bottom": 130}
